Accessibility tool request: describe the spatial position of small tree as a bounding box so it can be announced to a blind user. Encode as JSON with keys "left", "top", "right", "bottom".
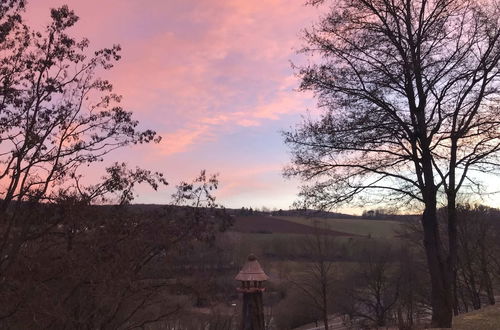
{"left": 453, "top": 204, "right": 499, "bottom": 311}
{"left": 337, "top": 243, "right": 400, "bottom": 328}
{"left": 395, "top": 245, "right": 430, "bottom": 329}
{"left": 289, "top": 226, "right": 336, "bottom": 330}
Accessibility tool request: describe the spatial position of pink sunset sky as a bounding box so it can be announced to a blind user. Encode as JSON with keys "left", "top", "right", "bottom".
{"left": 25, "top": 0, "right": 321, "bottom": 210}
{"left": 25, "top": 1, "right": 500, "bottom": 211}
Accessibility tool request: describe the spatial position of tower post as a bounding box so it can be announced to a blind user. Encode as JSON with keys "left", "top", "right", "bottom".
{"left": 235, "top": 254, "right": 269, "bottom": 330}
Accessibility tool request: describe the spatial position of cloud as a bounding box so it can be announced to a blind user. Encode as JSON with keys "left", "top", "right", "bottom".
{"left": 24, "top": 0, "right": 319, "bottom": 207}
{"left": 28, "top": 0, "right": 318, "bottom": 152}
{"left": 24, "top": 0, "right": 317, "bottom": 154}
{"left": 158, "top": 125, "right": 213, "bottom": 156}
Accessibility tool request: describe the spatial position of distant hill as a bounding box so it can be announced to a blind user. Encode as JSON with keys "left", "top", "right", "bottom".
{"left": 227, "top": 207, "right": 420, "bottom": 222}
{"left": 231, "top": 215, "right": 359, "bottom": 236}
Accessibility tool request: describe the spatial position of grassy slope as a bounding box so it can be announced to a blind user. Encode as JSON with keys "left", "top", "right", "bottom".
{"left": 227, "top": 216, "right": 403, "bottom": 269}
{"left": 453, "top": 304, "right": 500, "bottom": 330}
{"left": 274, "top": 216, "right": 402, "bottom": 238}
{"left": 231, "top": 215, "right": 357, "bottom": 236}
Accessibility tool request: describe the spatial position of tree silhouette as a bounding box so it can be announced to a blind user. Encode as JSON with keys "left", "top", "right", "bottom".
{"left": 285, "top": 0, "right": 500, "bottom": 327}
{"left": 0, "top": 4, "right": 232, "bottom": 327}
{"left": 0, "top": 4, "right": 159, "bottom": 274}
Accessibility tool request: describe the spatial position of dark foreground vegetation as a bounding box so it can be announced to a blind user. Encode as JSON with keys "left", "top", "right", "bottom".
{"left": 5, "top": 202, "right": 496, "bottom": 329}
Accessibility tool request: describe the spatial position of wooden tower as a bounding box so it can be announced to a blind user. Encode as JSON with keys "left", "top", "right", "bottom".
{"left": 235, "top": 254, "right": 269, "bottom": 330}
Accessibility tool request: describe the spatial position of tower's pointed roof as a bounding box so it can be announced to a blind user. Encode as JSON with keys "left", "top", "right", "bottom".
{"left": 235, "top": 254, "right": 269, "bottom": 281}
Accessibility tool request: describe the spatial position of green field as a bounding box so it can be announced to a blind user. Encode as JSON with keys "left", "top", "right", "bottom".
{"left": 223, "top": 216, "right": 405, "bottom": 282}
{"left": 274, "top": 216, "right": 403, "bottom": 238}
{"left": 226, "top": 216, "right": 404, "bottom": 264}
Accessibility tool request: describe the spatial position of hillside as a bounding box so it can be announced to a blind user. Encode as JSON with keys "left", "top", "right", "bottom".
{"left": 273, "top": 216, "right": 402, "bottom": 238}
{"left": 231, "top": 215, "right": 358, "bottom": 236}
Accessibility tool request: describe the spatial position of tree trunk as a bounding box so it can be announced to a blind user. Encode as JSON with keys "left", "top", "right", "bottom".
{"left": 482, "top": 267, "right": 496, "bottom": 306}
{"left": 447, "top": 191, "right": 459, "bottom": 316}
{"left": 421, "top": 201, "right": 453, "bottom": 328}
{"left": 323, "top": 310, "right": 329, "bottom": 330}
{"left": 480, "top": 243, "right": 496, "bottom": 306}
{"left": 459, "top": 286, "right": 469, "bottom": 313}
{"left": 452, "top": 276, "right": 459, "bottom": 316}
{"left": 419, "top": 141, "right": 453, "bottom": 328}
{"left": 322, "top": 274, "right": 329, "bottom": 330}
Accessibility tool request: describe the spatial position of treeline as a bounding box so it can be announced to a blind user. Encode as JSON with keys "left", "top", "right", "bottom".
{"left": 361, "top": 208, "right": 420, "bottom": 222}
{"left": 232, "top": 206, "right": 420, "bottom": 222}
{"left": 233, "top": 207, "right": 361, "bottom": 219}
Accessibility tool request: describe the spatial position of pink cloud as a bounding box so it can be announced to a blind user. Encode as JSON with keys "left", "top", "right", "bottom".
{"left": 25, "top": 0, "right": 317, "bottom": 154}
{"left": 158, "top": 125, "right": 213, "bottom": 156}
{"left": 23, "top": 0, "right": 321, "bottom": 208}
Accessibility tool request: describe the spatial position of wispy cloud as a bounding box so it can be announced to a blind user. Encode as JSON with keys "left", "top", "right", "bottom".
{"left": 25, "top": 0, "right": 319, "bottom": 207}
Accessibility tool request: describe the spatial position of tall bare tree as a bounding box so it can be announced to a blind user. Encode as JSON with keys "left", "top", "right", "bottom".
{"left": 285, "top": 0, "right": 500, "bottom": 327}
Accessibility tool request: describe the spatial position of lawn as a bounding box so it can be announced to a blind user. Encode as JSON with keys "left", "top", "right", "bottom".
{"left": 453, "top": 303, "right": 500, "bottom": 330}
{"left": 227, "top": 230, "right": 380, "bottom": 267}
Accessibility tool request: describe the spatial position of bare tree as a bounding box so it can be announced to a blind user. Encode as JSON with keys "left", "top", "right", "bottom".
{"left": 337, "top": 243, "right": 400, "bottom": 328}
{"left": 0, "top": 4, "right": 161, "bottom": 284}
{"left": 395, "top": 245, "right": 431, "bottom": 330}
{"left": 289, "top": 226, "right": 336, "bottom": 329}
{"left": 454, "top": 204, "right": 499, "bottom": 311}
{"left": 0, "top": 170, "right": 231, "bottom": 328}
{"left": 399, "top": 204, "right": 500, "bottom": 316}
{"left": 285, "top": 0, "right": 500, "bottom": 326}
